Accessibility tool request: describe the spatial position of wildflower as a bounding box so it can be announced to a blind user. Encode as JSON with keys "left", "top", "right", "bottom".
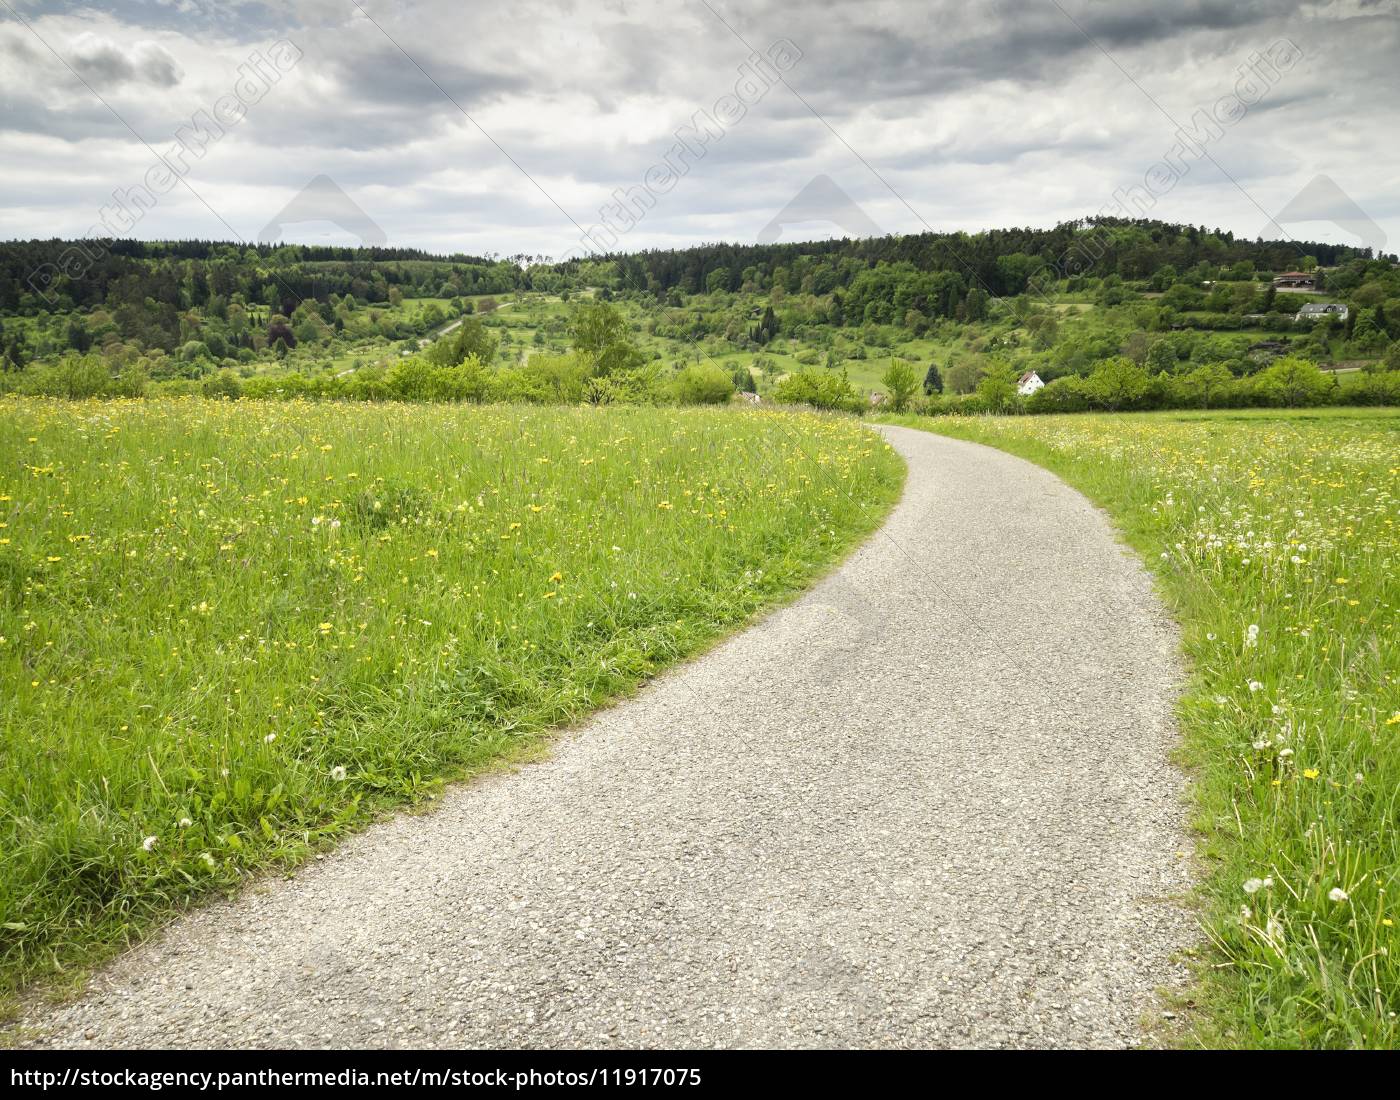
{"left": 178, "top": 817, "right": 192, "bottom": 828}
{"left": 1303, "top": 768, "right": 1319, "bottom": 780}
{"left": 1248, "top": 680, "right": 1263, "bottom": 692}
{"left": 264, "top": 732, "right": 276, "bottom": 744}
{"left": 200, "top": 852, "right": 217, "bottom": 869}
{"left": 330, "top": 765, "right": 347, "bottom": 782}
{"left": 1243, "top": 877, "right": 1268, "bottom": 894}
{"left": 549, "top": 571, "right": 563, "bottom": 582}
{"left": 1328, "top": 887, "right": 1349, "bottom": 903}
{"left": 142, "top": 835, "right": 158, "bottom": 852}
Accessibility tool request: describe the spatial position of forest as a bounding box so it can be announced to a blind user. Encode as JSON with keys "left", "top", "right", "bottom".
{"left": 2, "top": 217, "right": 1398, "bottom": 415}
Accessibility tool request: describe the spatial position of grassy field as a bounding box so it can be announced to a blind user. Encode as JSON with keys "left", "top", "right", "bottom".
{"left": 881, "top": 406, "right": 1399, "bottom": 1048}
{"left": 0, "top": 397, "right": 903, "bottom": 999}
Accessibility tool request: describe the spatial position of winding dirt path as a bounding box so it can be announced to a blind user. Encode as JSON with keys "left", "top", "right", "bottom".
{"left": 22, "top": 425, "right": 1193, "bottom": 1049}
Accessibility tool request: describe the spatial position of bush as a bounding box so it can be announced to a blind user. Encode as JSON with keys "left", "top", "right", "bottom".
{"left": 773, "top": 369, "right": 861, "bottom": 412}
{"left": 671, "top": 363, "right": 735, "bottom": 405}
{"left": 201, "top": 370, "right": 243, "bottom": 400}
{"left": 15, "top": 354, "right": 147, "bottom": 399}
{"left": 1252, "top": 356, "right": 1336, "bottom": 407}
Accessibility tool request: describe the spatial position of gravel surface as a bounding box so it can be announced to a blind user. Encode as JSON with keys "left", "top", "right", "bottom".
{"left": 20, "top": 425, "right": 1194, "bottom": 1049}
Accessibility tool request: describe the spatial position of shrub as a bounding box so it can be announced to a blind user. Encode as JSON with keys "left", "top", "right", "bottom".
{"left": 201, "top": 370, "right": 243, "bottom": 400}
{"left": 671, "top": 363, "right": 735, "bottom": 405}
{"left": 773, "top": 369, "right": 861, "bottom": 412}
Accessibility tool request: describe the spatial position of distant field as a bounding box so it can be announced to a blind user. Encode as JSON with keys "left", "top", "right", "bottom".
{"left": 0, "top": 397, "right": 903, "bottom": 997}
{"left": 883, "top": 407, "right": 1399, "bottom": 1048}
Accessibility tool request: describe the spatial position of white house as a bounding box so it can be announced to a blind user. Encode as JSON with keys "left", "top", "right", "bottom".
{"left": 1295, "top": 302, "right": 1348, "bottom": 324}
{"left": 1017, "top": 370, "right": 1045, "bottom": 396}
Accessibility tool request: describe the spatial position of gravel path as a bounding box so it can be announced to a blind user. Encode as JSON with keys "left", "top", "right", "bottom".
{"left": 21, "top": 425, "right": 1194, "bottom": 1049}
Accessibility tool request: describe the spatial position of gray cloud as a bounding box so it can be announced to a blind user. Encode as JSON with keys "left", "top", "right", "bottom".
{"left": 0, "top": 0, "right": 1395, "bottom": 256}
{"left": 68, "top": 33, "right": 183, "bottom": 87}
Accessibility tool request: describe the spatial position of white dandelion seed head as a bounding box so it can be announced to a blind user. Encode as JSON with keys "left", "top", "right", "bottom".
{"left": 1243, "top": 877, "right": 1265, "bottom": 894}
{"left": 142, "top": 835, "right": 158, "bottom": 852}
{"left": 330, "top": 765, "right": 347, "bottom": 782}
{"left": 264, "top": 732, "right": 276, "bottom": 743}
{"left": 178, "top": 817, "right": 192, "bottom": 828}
{"left": 1328, "top": 887, "right": 1349, "bottom": 903}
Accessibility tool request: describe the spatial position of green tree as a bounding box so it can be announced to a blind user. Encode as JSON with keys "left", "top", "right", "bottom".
{"left": 1176, "top": 361, "right": 1233, "bottom": 408}
{"left": 922, "top": 362, "right": 944, "bottom": 394}
{"left": 426, "top": 316, "right": 497, "bottom": 367}
{"left": 976, "top": 362, "right": 1018, "bottom": 412}
{"left": 1086, "top": 356, "right": 1151, "bottom": 410}
{"left": 946, "top": 356, "right": 984, "bottom": 395}
{"left": 1255, "top": 355, "right": 1333, "bottom": 407}
{"left": 881, "top": 358, "right": 920, "bottom": 412}
{"left": 570, "top": 301, "right": 645, "bottom": 377}
{"left": 1352, "top": 309, "right": 1385, "bottom": 352}
{"left": 672, "top": 363, "right": 735, "bottom": 405}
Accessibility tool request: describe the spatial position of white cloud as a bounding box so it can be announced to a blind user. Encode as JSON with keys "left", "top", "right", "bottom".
{"left": 0, "top": 0, "right": 1395, "bottom": 258}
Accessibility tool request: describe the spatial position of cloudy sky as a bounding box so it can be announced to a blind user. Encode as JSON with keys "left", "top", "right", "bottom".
{"left": 1, "top": 0, "right": 1397, "bottom": 260}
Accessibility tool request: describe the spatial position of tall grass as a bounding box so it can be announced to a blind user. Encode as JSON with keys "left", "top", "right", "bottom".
{"left": 883, "top": 407, "right": 1399, "bottom": 1048}
{"left": 0, "top": 397, "right": 903, "bottom": 997}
